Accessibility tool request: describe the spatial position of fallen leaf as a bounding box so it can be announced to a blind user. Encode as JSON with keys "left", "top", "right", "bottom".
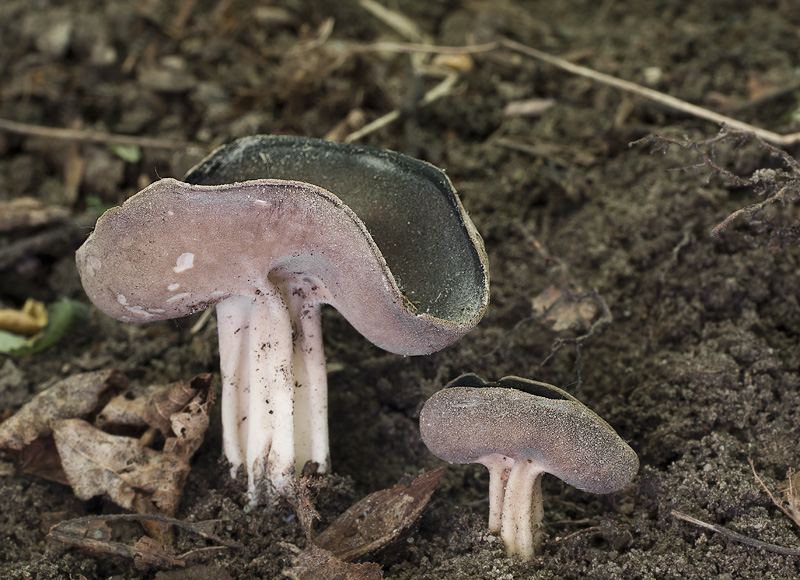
{"left": 0, "top": 298, "right": 48, "bottom": 335}
{"left": 98, "top": 374, "right": 213, "bottom": 436}
{"left": 52, "top": 418, "right": 189, "bottom": 512}
{"left": 0, "top": 369, "right": 127, "bottom": 451}
{"left": 532, "top": 285, "right": 599, "bottom": 332}
{"left": 146, "top": 374, "right": 212, "bottom": 438}
{"left": 315, "top": 467, "right": 446, "bottom": 561}
{"left": 6, "top": 298, "right": 92, "bottom": 356}
{"left": 15, "top": 436, "right": 69, "bottom": 484}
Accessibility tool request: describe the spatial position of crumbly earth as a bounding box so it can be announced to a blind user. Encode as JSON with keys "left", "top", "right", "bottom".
{"left": 2, "top": 1, "right": 800, "bottom": 579}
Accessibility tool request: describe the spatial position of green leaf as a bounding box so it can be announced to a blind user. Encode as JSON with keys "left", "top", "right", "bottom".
{"left": 0, "top": 330, "right": 27, "bottom": 353}
{"left": 108, "top": 143, "right": 142, "bottom": 164}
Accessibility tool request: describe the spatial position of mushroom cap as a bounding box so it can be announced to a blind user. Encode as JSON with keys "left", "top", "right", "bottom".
{"left": 184, "top": 135, "right": 488, "bottom": 326}
{"left": 76, "top": 138, "right": 489, "bottom": 355}
{"left": 419, "top": 376, "right": 639, "bottom": 494}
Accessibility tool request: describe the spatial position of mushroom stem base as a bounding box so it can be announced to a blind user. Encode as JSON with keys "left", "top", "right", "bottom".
{"left": 500, "top": 460, "right": 545, "bottom": 560}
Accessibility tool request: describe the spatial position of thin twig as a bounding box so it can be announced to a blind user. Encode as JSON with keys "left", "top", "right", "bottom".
{"left": 632, "top": 127, "right": 800, "bottom": 236}
{"left": 538, "top": 287, "right": 613, "bottom": 388}
{"left": 499, "top": 38, "right": 800, "bottom": 147}
{"left": 749, "top": 458, "right": 800, "bottom": 528}
{"left": 555, "top": 525, "right": 602, "bottom": 543}
{"left": 353, "top": 40, "right": 500, "bottom": 55}
{"left": 671, "top": 510, "right": 800, "bottom": 557}
{"left": 0, "top": 118, "right": 204, "bottom": 150}
{"left": 344, "top": 73, "right": 458, "bottom": 143}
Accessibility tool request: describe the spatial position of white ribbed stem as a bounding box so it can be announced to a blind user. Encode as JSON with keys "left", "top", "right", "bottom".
{"left": 216, "top": 295, "right": 253, "bottom": 476}
{"left": 476, "top": 453, "right": 515, "bottom": 533}
{"left": 500, "top": 459, "right": 545, "bottom": 560}
{"left": 245, "top": 283, "right": 296, "bottom": 504}
{"left": 288, "top": 292, "right": 329, "bottom": 474}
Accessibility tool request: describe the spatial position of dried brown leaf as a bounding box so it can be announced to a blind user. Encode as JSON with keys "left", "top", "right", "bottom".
{"left": 0, "top": 369, "right": 127, "bottom": 451}
{"left": 284, "top": 544, "right": 383, "bottom": 580}
{"left": 98, "top": 374, "right": 213, "bottom": 437}
{"left": 52, "top": 418, "right": 189, "bottom": 513}
{"left": 0, "top": 298, "right": 48, "bottom": 335}
{"left": 532, "top": 285, "right": 599, "bottom": 332}
{"left": 315, "top": 467, "right": 446, "bottom": 562}
{"left": 95, "top": 392, "right": 149, "bottom": 430}
{"left": 145, "top": 374, "right": 213, "bottom": 437}
{"left": 16, "top": 435, "right": 68, "bottom": 484}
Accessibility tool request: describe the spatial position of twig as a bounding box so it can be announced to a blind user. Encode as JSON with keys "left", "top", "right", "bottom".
{"left": 671, "top": 510, "right": 800, "bottom": 557}
{"left": 538, "top": 287, "right": 613, "bottom": 390}
{"left": 749, "top": 458, "right": 800, "bottom": 528}
{"left": 632, "top": 127, "right": 800, "bottom": 236}
{"left": 0, "top": 118, "right": 204, "bottom": 150}
{"left": 353, "top": 40, "right": 499, "bottom": 56}
{"left": 344, "top": 73, "right": 458, "bottom": 144}
{"left": 48, "top": 513, "right": 243, "bottom": 549}
{"left": 555, "top": 525, "right": 602, "bottom": 543}
{"left": 499, "top": 38, "right": 800, "bottom": 147}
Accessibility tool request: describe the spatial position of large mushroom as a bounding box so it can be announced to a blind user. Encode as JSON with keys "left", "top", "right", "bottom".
{"left": 419, "top": 374, "right": 638, "bottom": 560}
{"left": 76, "top": 136, "right": 489, "bottom": 504}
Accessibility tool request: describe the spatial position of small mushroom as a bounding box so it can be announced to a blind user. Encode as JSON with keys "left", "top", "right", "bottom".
{"left": 419, "top": 374, "right": 638, "bottom": 560}
{"left": 76, "top": 136, "right": 489, "bottom": 504}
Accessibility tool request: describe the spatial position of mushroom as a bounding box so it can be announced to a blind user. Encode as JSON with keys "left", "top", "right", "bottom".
{"left": 419, "top": 374, "right": 638, "bottom": 560}
{"left": 76, "top": 136, "right": 489, "bottom": 505}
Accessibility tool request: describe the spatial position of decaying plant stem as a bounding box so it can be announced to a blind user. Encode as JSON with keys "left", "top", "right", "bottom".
{"left": 633, "top": 125, "right": 800, "bottom": 236}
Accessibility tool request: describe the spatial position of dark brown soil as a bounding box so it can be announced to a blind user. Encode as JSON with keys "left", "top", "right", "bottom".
{"left": 2, "top": 1, "right": 800, "bottom": 579}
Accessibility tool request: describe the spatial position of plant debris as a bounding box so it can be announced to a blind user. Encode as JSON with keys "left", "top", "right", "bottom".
{"left": 0, "top": 369, "right": 127, "bottom": 454}
{"left": 531, "top": 284, "right": 600, "bottom": 333}
{"left": 47, "top": 513, "right": 241, "bottom": 571}
{"left": 284, "top": 544, "right": 383, "bottom": 580}
{"left": 632, "top": 125, "right": 800, "bottom": 236}
{"left": 0, "top": 371, "right": 214, "bottom": 541}
{"left": 0, "top": 298, "right": 47, "bottom": 335}
{"left": 0, "top": 298, "right": 91, "bottom": 356}
{"left": 314, "top": 467, "right": 447, "bottom": 562}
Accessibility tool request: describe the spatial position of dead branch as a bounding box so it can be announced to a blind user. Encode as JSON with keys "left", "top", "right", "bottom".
{"left": 671, "top": 510, "right": 800, "bottom": 557}
{"left": 0, "top": 118, "right": 204, "bottom": 150}
{"left": 499, "top": 38, "right": 800, "bottom": 147}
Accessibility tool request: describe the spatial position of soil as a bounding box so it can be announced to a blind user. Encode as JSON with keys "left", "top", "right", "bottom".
{"left": 2, "top": 1, "right": 800, "bottom": 579}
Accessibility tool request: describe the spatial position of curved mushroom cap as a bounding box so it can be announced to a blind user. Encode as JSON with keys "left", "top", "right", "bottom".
{"left": 419, "top": 376, "right": 639, "bottom": 494}
{"left": 184, "top": 136, "right": 488, "bottom": 326}
{"left": 76, "top": 168, "right": 486, "bottom": 355}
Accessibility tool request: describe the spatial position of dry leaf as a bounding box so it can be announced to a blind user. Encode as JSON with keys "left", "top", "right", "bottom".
{"left": 145, "top": 374, "right": 212, "bottom": 437}
{"left": 315, "top": 467, "right": 446, "bottom": 561}
{"left": 15, "top": 436, "right": 69, "bottom": 484}
{"left": 0, "top": 298, "right": 48, "bottom": 335}
{"left": 0, "top": 369, "right": 127, "bottom": 451}
{"left": 285, "top": 544, "right": 383, "bottom": 580}
{"left": 51, "top": 375, "right": 213, "bottom": 531}
{"left": 532, "top": 285, "right": 599, "bottom": 332}
{"left": 97, "top": 374, "right": 212, "bottom": 436}
{"left": 784, "top": 468, "right": 800, "bottom": 526}
{"left": 52, "top": 418, "right": 189, "bottom": 512}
